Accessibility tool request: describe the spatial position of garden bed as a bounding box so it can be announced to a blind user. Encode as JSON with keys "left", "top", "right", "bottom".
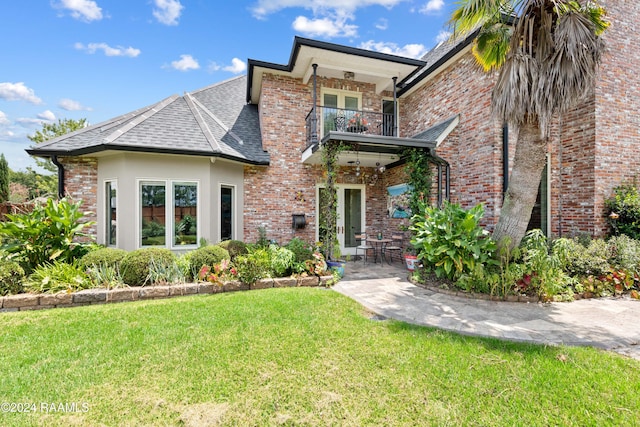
{"left": 0, "top": 275, "right": 334, "bottom": 312}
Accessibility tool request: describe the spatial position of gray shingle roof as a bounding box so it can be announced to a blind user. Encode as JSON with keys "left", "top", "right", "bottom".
{"left": 27, "top": 75, "right": 269, "bottom": 165}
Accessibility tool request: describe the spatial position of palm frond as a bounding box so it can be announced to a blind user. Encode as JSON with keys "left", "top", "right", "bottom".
{"left": 473, "top": 24, "right": 513, "bottom": 71}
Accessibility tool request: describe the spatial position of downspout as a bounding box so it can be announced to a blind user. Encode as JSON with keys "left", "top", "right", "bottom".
{"left": 312, "top": 64, "right": 318, "bottom": 144}
{"left": 502, "top": 123, "right": 509, "bottom": 195}
{"left": 392, "top": 76, "right": 398, "bottom": 137}
{"left": 51, "top": 155, "right": 65, "bottom": 199}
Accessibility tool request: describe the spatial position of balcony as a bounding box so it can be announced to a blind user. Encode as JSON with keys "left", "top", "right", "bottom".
{"left": 306, "top": 106, "right": 396, "bottom": 145}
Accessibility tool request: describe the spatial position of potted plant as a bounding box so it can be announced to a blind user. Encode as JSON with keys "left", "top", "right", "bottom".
{"left": 404, "top": 247, "right": 419, "bottom": 271}
{"left": 326, "top": 240, "right": 346, "bottom": 277}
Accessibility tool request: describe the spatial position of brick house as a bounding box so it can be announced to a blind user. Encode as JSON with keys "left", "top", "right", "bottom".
{"left": 28, "top": 2, "right": 640, "bottom": 253}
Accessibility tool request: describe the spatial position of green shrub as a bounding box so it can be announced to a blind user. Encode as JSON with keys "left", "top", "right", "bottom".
{"left": 0, "top": 259, "right": 25, "bottom": 295}
{"left": 606, "top": 234, "right": 640, "bottom": 273}
{"left": 553, "top": 237, "right": 610, "bottom": 277}
{"left": 216, "top": 240, "right": 248, "bottom": 260}
{"left": 410, "top": 201, "right": 497, "bottom": 280}
{"left": 86, "top": 264, "right": 125, "bottom": 289}
{"left": 0, "top": 198, "right": 95, "bottom": 273}
{"left": 120, "top": 248, "right": 176, "bottom": 286}
{"left": 188, "top": 245, "right": 230, "bottom": 273}
{"left": 80, "top": 247, "right": 127, "bottom": 269}
{"left": 234, "top": 248, "right": 271, "bottom": 284}
{"left": 24, "top": 261, "right": 92, "bottom": 294}
{"left": 269, "top": 245, "right": 295, "bottom": 277}
{"left": 605, "top": 184, "right": 640, "bottom": 239}
{"left": 285, "top": 237, "right": 314, "bottom": 263}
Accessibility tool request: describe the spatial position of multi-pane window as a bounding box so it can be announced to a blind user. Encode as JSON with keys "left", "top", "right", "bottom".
{"left": 140, "top": 180, "right": 198, "bottom": 248}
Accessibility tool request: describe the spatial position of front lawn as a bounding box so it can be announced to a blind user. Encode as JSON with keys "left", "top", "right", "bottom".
{"left": 1, "top": 288, "right": 639, "bottom": 426}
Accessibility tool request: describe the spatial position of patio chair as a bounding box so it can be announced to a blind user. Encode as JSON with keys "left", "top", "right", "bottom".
{"left": 383, "top": 234, "right": 404, "bottom": 264}
{"left": 354, "top": 233, "right": 374, "bottom": 264}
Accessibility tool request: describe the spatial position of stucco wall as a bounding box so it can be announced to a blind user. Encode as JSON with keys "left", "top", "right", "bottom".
{"left": 97, "top": 152, "right": 244, "bottom": 251}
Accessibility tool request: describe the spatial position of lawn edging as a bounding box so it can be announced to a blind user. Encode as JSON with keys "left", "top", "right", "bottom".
{"left": 0, "top": 275, "right": 335, "bottom": 312}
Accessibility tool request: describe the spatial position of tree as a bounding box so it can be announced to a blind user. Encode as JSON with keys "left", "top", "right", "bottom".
{"left": 26, "top": 118, "right": 88, "bottom": 197}
{"left": 450, "top": 0, "right": 608, "bottom": 249}
{"left": 0, "top": 154, "right": 8, "bottom": 203}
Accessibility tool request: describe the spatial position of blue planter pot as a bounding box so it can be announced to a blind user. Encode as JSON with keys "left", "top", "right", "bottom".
{"left": 326, "top": 261, "right": 345, "bottom": 277}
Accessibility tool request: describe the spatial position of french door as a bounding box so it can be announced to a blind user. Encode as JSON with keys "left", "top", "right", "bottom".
{"left": 317, "top": 184, "right": 365, "bottom": 256}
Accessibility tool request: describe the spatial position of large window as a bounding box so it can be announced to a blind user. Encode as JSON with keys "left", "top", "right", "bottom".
{"left": 140, "top": 180, "right": 198, "bottom": 248}
{"left": 220, "top": 185, "right": 233, "bottom": 241}
{"left": 105, "top": 181, "right": 117, "bottom": 246}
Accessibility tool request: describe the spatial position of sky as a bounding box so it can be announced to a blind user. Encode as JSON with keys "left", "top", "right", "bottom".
{"left": 1, "top": 0, "right": 457, "bottom": 171}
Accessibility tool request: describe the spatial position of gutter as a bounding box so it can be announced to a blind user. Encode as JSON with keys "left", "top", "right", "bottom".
{"left": 51, "top": 155, "right": 65, "bottom": 199}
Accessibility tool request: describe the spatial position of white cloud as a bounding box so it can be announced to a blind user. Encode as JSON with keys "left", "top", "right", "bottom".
{"left": 0, "top": 111, "right": 9, "bottom": 125}
{"left": 153, "top": 0, "right": 184, "bottom": 26}
{"left": 52, "top": 0, "right": 103, "bottom": 22}
{"left": 419, "top": 0, "right": 445, "bottom": 14}
{"left": 436, "top": 30, "right": 452, "bottom": 44}
{"left": 75, "top": 42, "right": 141, "bottom": 57}
{"left": 37, "top": 110, "right": 56, "bottom": 122}
{"left": 223, "top": 58, "right": 247, "bottom": 74}
{"left": 375, "top": 18, "right": 388, "bottom": 30}
{"left": 59, "top": 98, "right": 93, "bottom": 111}
{"left": 292, "top": 15, "right": 357, "bottom": 38}
{"left": 251, "top": 0, "right": 404, "bottom": 18}
{"left": 16, "top": 117, "right": 47, "bottom": 126}
{"left": 359, "top": 40, "right": 428, "bottom": 59}
{"left": 0, "top": 82, "right": 43, "bottom": 105}
{"left": 167, "top": 54, "right": 200, "bottom": 71}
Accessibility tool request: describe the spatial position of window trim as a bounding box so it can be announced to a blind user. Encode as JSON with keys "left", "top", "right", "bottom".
{"left": 104, "top": 179, "right": 118, "bottom": 247}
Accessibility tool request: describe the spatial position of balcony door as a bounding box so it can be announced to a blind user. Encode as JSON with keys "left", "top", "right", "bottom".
{"left": 322, "top": 90, "right": 361, "bottom": 136}
{"left": 317, "top": 184, "right": 365, "bottom": 256}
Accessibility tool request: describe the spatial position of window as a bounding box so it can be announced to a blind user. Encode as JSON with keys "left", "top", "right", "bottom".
{"left": 220, "top": 185, "right": 233, "bottom": 241}
{"left": 174, "top": 182, "right": 198, "bottom": 246}
{"left": 105, "top": 181, "right": 117, "bottom": 246}
{"left": 140, "top": 180, "right": 199, "bottom": 248}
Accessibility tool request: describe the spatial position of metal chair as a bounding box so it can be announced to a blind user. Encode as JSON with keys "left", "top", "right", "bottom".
{"left": 354, "top": 233, "right": 373, "bottom": 264}
{"left": 383, "top": 234, "right": 404, "bottom": 264}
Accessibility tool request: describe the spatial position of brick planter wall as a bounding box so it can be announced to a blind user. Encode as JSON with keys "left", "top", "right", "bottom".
{"left": 0, "top": 276, "right": 334, "bottom": 312}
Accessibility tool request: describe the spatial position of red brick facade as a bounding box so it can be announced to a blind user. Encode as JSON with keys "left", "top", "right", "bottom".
{"left": 61, "top": 156, "right": 98, "bottom": 237}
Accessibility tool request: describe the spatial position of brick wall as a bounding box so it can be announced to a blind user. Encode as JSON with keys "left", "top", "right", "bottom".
{"left": 61, "top": 157, "right": 98, "bottom": 238}
{"left": 402, "top": 51, "right": 505, "bottom": 231}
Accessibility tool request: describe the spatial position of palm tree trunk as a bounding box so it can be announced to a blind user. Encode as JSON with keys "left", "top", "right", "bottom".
{"left": 493, "top": 119, "right": 548, "bottom": 250}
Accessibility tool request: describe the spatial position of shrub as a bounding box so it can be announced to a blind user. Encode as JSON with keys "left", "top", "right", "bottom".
{"left": 234, "top": 248, "right": 271, "bottom": 284}
{"left": 269, "top": 244, "right": 295, "bottom": 277}
{"left": 188, "top": 245, "right": 230, "bottom": 273}
{"left": 410, "top": 201, "right": 497, "bottom": 280}
{"left": 216, "top": 240, "right": 248, "bottom": 260}
{"left": 0, "top": 198, "right": 95, "bottom": 273}
{"left": 147, "top": 258, "right": 186, "bottom": 285}
{"left": 553, "top": 237, "right": 610, "bottom": 277}
{"left": 606, "top": 234, "right": 640, "bottom": 273}
{"left": 285, "top": 237, "right": 314, "bottom": 263}
{"left": 120, "top": 248, "right": 176, "bottom": 287}
{"left": 0, "top": 259, "right": 25, "bottom": 295}
{"left": 80, "top": 247, "right": 127, "bottom": 269}
{"left": 24, "top": 261, "right": 92, "bottom": 294}
{"left": 86, "top": 264, "right": 125, "bottom": 289}
{"left": 605, "top": 184, "right": 640, "bottom": 239}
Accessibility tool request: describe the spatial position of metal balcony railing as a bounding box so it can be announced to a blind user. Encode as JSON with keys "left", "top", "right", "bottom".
{"left": 306, "top": 106, "right": 396, "bottom": 144}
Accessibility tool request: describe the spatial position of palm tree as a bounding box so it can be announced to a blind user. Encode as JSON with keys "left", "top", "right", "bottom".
{"left": 450, "top": 0, "right": 608, "bottom": 249}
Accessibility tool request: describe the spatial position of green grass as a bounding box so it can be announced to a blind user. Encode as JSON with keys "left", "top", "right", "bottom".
{"left": 1, "top": 288, "right": 639, "bottom": 426}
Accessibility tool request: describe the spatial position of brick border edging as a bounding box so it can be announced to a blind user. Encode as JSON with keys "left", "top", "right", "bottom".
{"left": 0, "top": 275, "right": 335, "bottom": 312}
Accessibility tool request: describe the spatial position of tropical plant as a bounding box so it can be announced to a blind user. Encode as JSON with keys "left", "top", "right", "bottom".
{"left": 269, "top": 244, "right": 295, "bottom": 277}
{"left": 198, "top": 259, "right": 238, "bottom": 285}
{"left": 0, "top": 198, "right": 95, "bottom": 273}
{"left": 234, "top": 248, "right": 271, "bottom": 284}
{"left": 24, "top": 260, "right": 92, "bottom": 294}
{"left": 450, "top": 0, "right": 608, "bottom": 249}
{"left": 410, "top": 201, "right": 497, "bottom": 281}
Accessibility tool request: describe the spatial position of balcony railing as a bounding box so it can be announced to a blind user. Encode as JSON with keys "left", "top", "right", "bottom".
{"left": 306, "top": 106, "right": 396, "bottom": 144}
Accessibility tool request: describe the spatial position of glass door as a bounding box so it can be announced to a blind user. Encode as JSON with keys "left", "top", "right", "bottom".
{"left": 317, "top": 184, "right": 365, "bottom": 256}
{"left": 322, "top": 91, "right": 361, "bottom": 137}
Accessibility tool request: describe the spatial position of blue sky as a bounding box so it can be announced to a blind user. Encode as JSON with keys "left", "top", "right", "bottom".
{"left": 1, "top": 0, "right": 456, "bottom": 171}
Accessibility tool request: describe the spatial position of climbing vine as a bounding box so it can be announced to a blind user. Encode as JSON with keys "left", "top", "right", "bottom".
{"left": 320, "top": 141, "right": 349, "bottom": 261}
{"left": 403, "top": 148, "right": 433, "bottom": 216}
